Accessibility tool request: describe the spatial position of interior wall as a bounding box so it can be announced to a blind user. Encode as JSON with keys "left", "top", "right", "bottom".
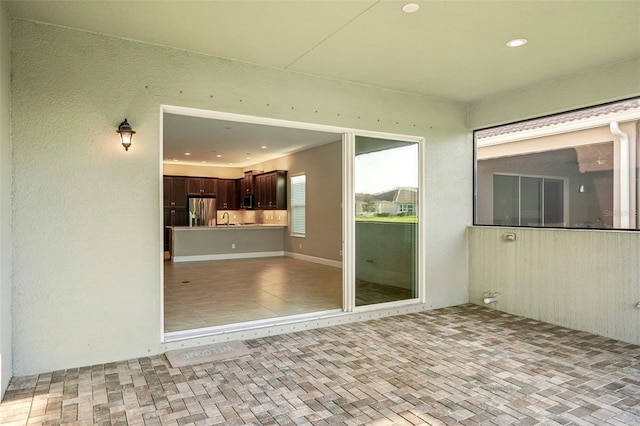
{"left": 0, "top": 1, "right": 12, "bottom": 395}
{"left": 251, "top": 141, "right": 342, "bottom": 262}
{"left": 468, "top": 227, "right": 640, "bottom": 345}
{"left": 162, "top": 163, "right": 243, "bottom": 179}
{"left": 11, "top": 19, "right": 470, "bottom": 376}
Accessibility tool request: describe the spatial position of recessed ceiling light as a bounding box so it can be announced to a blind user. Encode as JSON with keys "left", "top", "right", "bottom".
{"left": 216, "top": 154, "right": 222, "bottom": 158}
{"left": 245, "top": 156, "right": 252, "bottom": 160}
{"left": 260, "top": 145, "right": 267, "bottom": 149}
{"left": 184, "top": 152, "right": 191, "bottom": 156}
{"left": 506, "top": 38, "right": 527, "bottom": 47}
{"left": 402, "top": 3, "right": 419, "bottom": 13}
{"left": 201, "top": 161, "right": 207, "bottom": 164}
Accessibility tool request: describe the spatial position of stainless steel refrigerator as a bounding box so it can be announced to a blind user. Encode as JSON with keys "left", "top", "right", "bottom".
{"left": 188, "top": 197, "right": 217, "bottom": 227}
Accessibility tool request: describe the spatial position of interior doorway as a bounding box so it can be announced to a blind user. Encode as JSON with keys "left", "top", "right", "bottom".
{"left": 161, "top": 106, "right": 345, "bottom": 337}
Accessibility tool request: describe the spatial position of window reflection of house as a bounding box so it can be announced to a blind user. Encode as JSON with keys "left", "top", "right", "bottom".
{"left": 475, "top": 98, "right": 640, "bottom": 230}
{"left": 355, "top": 187, "right": 417, "bottom": 217}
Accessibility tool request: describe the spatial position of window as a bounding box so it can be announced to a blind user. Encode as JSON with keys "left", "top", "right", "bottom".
{"left": 398, "top": 203, "right": 415, "bottom": 215}
{"left": 475, "top": 97, "right": 640, "bottom": 230}
{"left": 290, "top": 174, "right": 306, "bottom": 236}
{"left": 493, "top": 174, "right": 566, "bottom": 227}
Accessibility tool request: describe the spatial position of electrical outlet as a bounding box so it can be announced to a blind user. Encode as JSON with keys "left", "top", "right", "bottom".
{"left": 298, "top": 243, "right": 302, "bottom": 249}
{"left": 231, "top": 243, "right": 236, "bottom": 249}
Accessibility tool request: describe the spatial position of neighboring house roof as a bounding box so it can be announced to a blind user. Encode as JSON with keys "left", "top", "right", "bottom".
{"left": 476, "top": 97, "right": 640, "bottom": 140}
{"left": 372, "top": 189, "right": 397, "bottom": 202}
{"left": 394, "top": 187, "right": 417, "bottom": 204}
{"left": 358, "top": 187, "right": 417, "bottom": 203}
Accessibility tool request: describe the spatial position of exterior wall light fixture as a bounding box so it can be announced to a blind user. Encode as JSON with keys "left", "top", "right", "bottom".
{"left": 117, "top": 118, "right": 136, "bottom": 151}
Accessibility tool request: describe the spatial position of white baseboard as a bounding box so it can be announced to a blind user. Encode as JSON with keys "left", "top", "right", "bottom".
{"left": 285, "top": 251, "right": 342, "bottom": 268}
{"left": 172, "top": 251, "right": 342, "bottom": 267}
{"left": 172, "top": 251, "right": 285, "bottom": 263}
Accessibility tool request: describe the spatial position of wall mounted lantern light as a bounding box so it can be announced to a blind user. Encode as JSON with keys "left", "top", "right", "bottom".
{"left": 116, "top": 118, "right": 136, "bottom": 151}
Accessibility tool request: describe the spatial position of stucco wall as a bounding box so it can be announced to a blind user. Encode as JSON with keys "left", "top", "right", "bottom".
{"left": 11, "top": 20, "right": 470, "bottom": 375}
{"left": 467, "top": 57, "right": 640, "bottom": 129}
{"left": 0, "top": 2, "right": 12, "bottom": 395}
{"left": 467, "top": 57, "right": 640, "bottom": 346}
{"left": 468, "top": 227, "right": 640, "bottom": 345}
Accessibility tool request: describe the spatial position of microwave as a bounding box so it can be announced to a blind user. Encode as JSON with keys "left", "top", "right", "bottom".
{"left": 242, "top": 194, "right": 254, "bottom": 209}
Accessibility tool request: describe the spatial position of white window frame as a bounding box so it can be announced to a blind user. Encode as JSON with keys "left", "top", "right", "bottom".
{"left": 290, "top": 174, "right": 306, "bottom": 237}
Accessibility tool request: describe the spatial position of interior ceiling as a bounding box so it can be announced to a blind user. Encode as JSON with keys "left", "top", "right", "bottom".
{"left": 7, "top": 0, "right": 640, "bottom": 167}
{"left": 163, "top": 113, "right": 341, "bottom": 167}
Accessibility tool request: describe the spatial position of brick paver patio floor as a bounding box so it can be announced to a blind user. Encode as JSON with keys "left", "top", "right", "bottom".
{"left": 2, "top": 304, "right": 639, "bottom": 425}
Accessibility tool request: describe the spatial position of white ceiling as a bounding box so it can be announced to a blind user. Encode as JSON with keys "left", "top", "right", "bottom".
{"left": 6, "top": 0, "right": 640, "bottom": 103}
{"left": 6, "top": 0, "right": 640, "bottom": 166}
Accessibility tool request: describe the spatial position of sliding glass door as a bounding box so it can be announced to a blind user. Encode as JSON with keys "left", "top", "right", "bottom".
{"left": 353, "top": 136, "right": 419, "bottom": 306}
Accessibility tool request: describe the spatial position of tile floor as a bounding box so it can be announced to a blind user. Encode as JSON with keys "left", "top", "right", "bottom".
{"left": 164, "top": 258, "right": 343, "bottom": 332}
{"left": 164, "top": 257, "right": 418, "bottom": 333}
{"left": 2, "top": 304, "right": 640, "bottom": 425}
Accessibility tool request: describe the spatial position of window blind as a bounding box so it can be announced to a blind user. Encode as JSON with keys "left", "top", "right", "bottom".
{"left": 290, "top": 175, "right": 306, "bottom": 235}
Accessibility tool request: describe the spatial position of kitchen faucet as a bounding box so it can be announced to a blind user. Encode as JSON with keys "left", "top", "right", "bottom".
{"left": 222, "top": 212, "right": 229, "bottom": 226}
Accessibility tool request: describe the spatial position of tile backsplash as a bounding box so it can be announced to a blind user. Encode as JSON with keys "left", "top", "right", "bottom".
{"left": 216, "top": 210, "right": 288, "bottom": 226}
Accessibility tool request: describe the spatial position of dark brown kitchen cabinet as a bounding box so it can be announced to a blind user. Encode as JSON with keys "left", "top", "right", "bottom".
{"left": 163, "top": 208, "right": 188, "bottom": 251}
{"left": 216, "top": 179, "right": 238, "bottom": 210}
{"left": 240, "top": 171, "right": 254, "bottom": 195}
{"left": 163, "top": 176, "right": 189, "bottom": 252}
{"left": 163, "top": 176, "right": 187, "bottom": 209}
{"left": 187, "top": 177, "right": 217, "bottom": 196}
{"left": 254, "top": 170, "right": 287, "bottom": 209}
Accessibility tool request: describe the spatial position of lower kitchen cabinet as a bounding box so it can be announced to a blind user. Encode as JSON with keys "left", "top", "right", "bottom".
{"left": 163, "top": 208, "right": 188, "bottom": 251}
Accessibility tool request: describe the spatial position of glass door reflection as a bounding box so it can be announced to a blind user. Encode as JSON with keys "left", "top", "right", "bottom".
{"left": 354, "top": 136, "right": 419, "bottom": 306}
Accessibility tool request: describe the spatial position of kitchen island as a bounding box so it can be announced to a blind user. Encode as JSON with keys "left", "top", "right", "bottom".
{"left": 170, "top": 225, "right": 286, "bottom": 262}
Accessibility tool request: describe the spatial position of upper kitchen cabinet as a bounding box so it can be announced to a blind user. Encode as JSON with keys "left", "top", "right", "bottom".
{"left": 240, "top": 171, "right": 254, "bottom": 195}
{"left": 255, "top": 170, "right": 287, "bottom": 210}
{"left": 217, "top": 179, "right": 238, "bottom": 210}
{"left": 187, "top": 177, "right": 217, "bottom": 196}
{"left": 163, "top": 176, "right": 187, "bottom": 208}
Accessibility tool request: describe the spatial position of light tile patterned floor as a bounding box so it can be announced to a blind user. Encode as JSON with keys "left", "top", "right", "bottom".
{"left": 164, "top": 258, "right": 343, "bottom": 332}
{"left": 164, "top": 257, "right": 419, "bottom": 333}
{"left": 2, "top": 304, "right": 640, "bottom": 425}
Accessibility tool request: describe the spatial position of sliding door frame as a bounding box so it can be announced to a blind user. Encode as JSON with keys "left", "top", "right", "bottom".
{"left": 343, "top": 130, "right": 427, "bottom": 312}
{"left": 160, "top": 105, "right": 426, "bottom": 341}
